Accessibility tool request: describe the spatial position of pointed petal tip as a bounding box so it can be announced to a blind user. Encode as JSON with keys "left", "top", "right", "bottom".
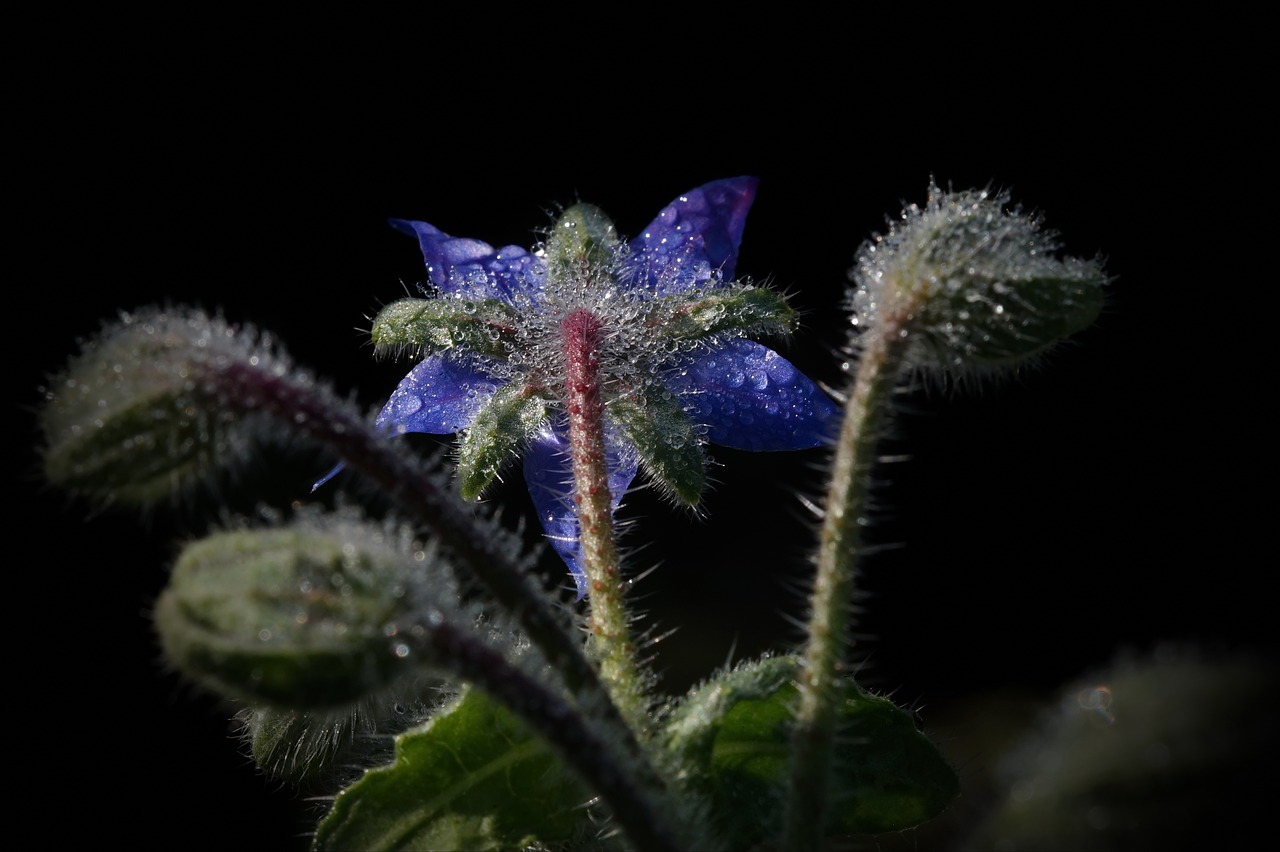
{"left": 312, "top": 462, "right": 344, "bottom": 492}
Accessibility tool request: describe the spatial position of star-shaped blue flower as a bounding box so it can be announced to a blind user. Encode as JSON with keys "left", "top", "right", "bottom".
{"left": 369, "top": 177, "right": 839, "bottom": 596}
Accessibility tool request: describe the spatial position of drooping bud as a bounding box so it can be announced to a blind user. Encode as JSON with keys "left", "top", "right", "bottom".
{"left": 154, "top": 511, "right": 452, "bottom": 708}
{"left": 39, "top": 308, "right": 270, "bottom": 504}
{"left": 849, "top": 185, "right": 1106, "bottom": 374}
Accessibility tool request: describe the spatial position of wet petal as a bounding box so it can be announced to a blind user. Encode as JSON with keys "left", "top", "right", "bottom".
{"left": 374, "top": 354, "right": 500, "bottom": 435}
{"left": 624, "top": 177, "right": 759, "bottom": 295}
{"left": 666, "top": 339, "right": 840, "bottom": 451}
{"left": 522, "top": 426, "right": 638, "bottom": 598}
{"left": 389, "top": 219, "right": 546, "bottom": 302}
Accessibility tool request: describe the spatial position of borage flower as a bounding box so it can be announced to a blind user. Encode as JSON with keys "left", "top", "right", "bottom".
{"left": 369, "top": 177, "right": 839, "bottom": 597}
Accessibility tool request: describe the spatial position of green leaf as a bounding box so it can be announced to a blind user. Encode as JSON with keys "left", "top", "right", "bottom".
{"left": 663, "top": 656, "right": 958, "bottom": 846}
{"left": 371, "top": 297, "right": 517, "bottom": 360}
{"left": 608, "top": 385, "right": 705, "bottom": 506}
{"left": 315, "top": 687, "right": 594, "bottom": 851}
{"left": 456, "top": 382, "right": 551, "bottom": 501}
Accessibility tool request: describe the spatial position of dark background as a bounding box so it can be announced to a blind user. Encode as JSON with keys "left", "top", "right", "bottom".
{"left": 13, "top": 17, "right": 1269, "bottom": 849}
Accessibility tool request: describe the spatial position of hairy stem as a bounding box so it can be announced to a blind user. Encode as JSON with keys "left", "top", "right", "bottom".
{"left": 784, "top": 309, "right": 913, "bottom": 851}
{"left": 561, "top": 308, "right": 648, "bottom": 728}
{"left": 418, "top": 620, "right": 682, "bottom": 851}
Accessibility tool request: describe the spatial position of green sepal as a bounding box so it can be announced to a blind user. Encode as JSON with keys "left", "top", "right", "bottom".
{"left": 657, "top": 284, "right": 797, "bottom": 343}
{"left": 608, "top": 385, "right": 705, "bottom": 506}
{"left": 545, "top": 202, "right": 619, "bottom": 280}
{"left": 314, "top": 686, "right": 593, "bottom": 851}
{"left": 154, "top": 520, "right": 426, "bottom": 708}
{"left": 663, "top": 655, "right": 958, "bottom": 846}
{"left": 371, "top": 296, "right": 517, "bottom": 360}
{"left": 456, "top": 382, "right": 551, "bottom": 501}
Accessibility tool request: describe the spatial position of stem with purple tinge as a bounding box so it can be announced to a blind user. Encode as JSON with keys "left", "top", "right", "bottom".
{"left": 561, "top": 307, "right": 648, "bottom": 728}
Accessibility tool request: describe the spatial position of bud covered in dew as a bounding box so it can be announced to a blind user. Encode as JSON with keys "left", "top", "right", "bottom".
{"left": 848, "top": 185, "right": 1107, "bottom": 376}
{"left": 39, "top": 308, "right": 279, "bottom": 504}
{"left": 154, "top": 510, "right": 455, "bottom": 708}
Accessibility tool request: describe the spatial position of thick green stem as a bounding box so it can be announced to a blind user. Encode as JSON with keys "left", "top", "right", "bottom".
{"left": 561, "top": 308, "right": 649, "bottom": 728}
{"left": 784, "top": 310, "right": 913, "bottom": 851}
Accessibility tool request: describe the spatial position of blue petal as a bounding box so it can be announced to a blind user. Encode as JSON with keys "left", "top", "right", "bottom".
{"left": 522, "top": 426, "right": 639, "bottom": 599}
{"left": 375, "top": 354, "right": 500, "bottom": 435}
{"left": 665, "top": 339, "right": 840, "bottom": 451}
{"left": 623, "top": 177, "right": 759, "bottom": 295}
{"left": 389, "top": 219, "right": 546, "bottom": 302}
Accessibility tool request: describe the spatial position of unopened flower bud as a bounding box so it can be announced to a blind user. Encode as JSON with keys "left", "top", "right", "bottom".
{"left": 155, "top": 513, "right": 446, "bottom": 708}
{"left": 40, "top": 308, "right": 274, "bottom": 504}
{"left": 849, "top": 185, "right": 1106, "bottom": 374}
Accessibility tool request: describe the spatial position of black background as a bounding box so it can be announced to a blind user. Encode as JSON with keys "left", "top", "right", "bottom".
{"left": 12, "top": 16, "right": 1271, "bottom": 849}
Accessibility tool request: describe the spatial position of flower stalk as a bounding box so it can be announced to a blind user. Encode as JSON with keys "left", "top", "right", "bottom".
{"left": 785, "top": 307, "right": 912, "bottom": 851}
{"left": 786, "top": 185, "right": 1106, "bottom": 849}
{"left": 561, "top": 307, "right": 648, "bottom": 727}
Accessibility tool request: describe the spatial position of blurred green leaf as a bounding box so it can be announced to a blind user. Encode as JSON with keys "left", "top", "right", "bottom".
{"left": 664, "top": 656, "right": 958, "bottom": 846}
{"left": 315, "top": 686, "right": 594, "bottom": 851}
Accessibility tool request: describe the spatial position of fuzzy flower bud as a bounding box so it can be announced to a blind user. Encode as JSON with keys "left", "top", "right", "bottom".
{"left": 39, "top": 308, "right": 273, "bottom": 504}
{"left": 849, "top": 185, "right": 1106, "bottom": 375}
{"left": 154, "top": 511, "right": 455, "bottom": 708}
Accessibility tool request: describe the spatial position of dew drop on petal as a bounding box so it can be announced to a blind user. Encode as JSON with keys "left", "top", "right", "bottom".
{"left": 764, "top": 352, "right": 797, "bottom": 384}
